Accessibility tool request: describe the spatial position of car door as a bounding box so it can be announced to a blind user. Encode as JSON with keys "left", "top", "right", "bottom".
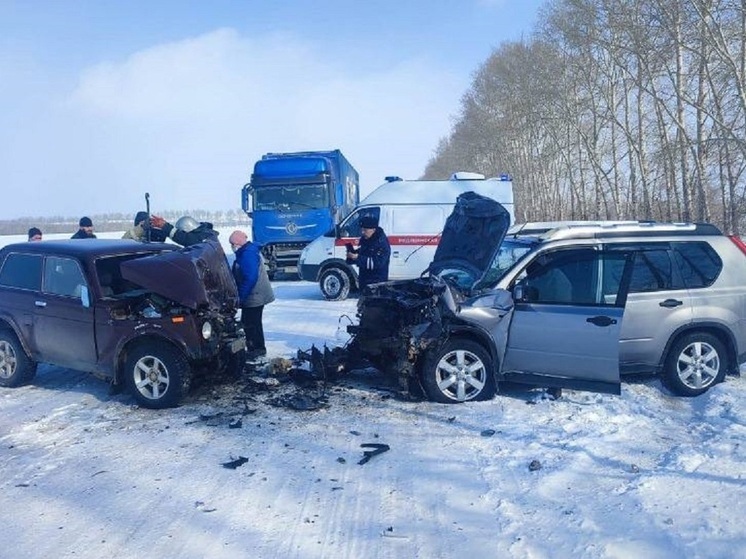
{"left": 501, "top": 246, "right": 632, "bottom": 394}
{"left": 603, "top": 242, "right": 693, "bottom": 374}
{"left": 32, "top": 255, "right": 97, "bottom": 370}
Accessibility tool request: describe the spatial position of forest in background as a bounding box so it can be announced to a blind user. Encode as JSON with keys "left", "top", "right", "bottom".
{"left": 424, "top": 0, "right": 746, "bottom": 233}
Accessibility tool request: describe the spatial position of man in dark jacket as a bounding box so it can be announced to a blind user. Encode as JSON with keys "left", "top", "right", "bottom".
{"left": 122, "top": 211, "right": 167, "bottom": 242}
{"left": 346, "top": 214, "right": 391, "bottom": 291}
{"left": 150, "top": 215, "right": 218, "bottom": 247}
{"left": 229, "top": 230, "right": 275, "bottom": 360}
{"left": 71, "top": 216, "right": 96, "bottom": 239}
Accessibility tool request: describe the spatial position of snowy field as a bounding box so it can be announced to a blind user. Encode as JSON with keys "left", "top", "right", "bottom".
{"left": 1, "top": 231, "right": 745, "bottom": 558}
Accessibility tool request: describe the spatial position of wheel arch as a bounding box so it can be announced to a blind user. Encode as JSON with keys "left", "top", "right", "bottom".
{"left": 659, "top": 322, "right": 739, "bottom": 375}
{"left": 438, "top": 324, "right": 501, "bottom": 375}
{"left": 0, "top": 316, "right": 33, "bottom": 359}
{"left": 116, "top": 333, "right": 189, "bottom": 385}
{"left": 319, "top": 259, "right": 358, "bottom": 287}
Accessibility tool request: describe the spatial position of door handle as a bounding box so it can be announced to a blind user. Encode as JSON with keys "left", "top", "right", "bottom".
{"left": 659, "top": 299, "right": 683, "bottom": 308}
{"left": 586, "top": 315, "right": 617, "bottom": 327}
{"left": 35, "top": 301, "right": 47, "bottom": 308}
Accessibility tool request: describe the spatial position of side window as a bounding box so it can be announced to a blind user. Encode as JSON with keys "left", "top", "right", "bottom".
{"left": 628, "top": 249, "right": 677, "bottom": 292}
{"left": 673, "top": 241, "right": 722, "bottom": 289}
{"left": 517, "top": 248, "right": 602, "bottom": 305}
{"left": 44, "top": 256, "right": 87, "bottom": 299}
{"left": 340, "top": 208, "right": 381, "bottom": 238}
{"left": 0, "top": 253, "right": 43, "bottom": 290}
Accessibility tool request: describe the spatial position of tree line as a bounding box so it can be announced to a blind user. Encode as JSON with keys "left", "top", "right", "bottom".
{"left": 424, "top": 0, "right": 746, "bottom": 233}
{"left": 0, "top": 209, "right": 248, "bottom": 236}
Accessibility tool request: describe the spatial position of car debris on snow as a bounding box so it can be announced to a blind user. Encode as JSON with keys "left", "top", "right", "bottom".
{"left": 358, "top": 443, "right": 390, "bottom": 465}
{"left": 222, "top": 456, "right": 249, "bottom": 469}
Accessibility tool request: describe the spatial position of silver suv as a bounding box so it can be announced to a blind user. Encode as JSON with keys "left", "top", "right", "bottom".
{"left": 346, "top": 194, "right": 746, "bottom": 403}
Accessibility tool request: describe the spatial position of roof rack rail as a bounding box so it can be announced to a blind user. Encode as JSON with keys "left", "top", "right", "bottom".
{"left": 540, "top": 221, "right": 722, "bottom": 240}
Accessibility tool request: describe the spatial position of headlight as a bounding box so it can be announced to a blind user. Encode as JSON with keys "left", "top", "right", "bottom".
{"left": 201, "top": 321, "right": 213, "bottom": 340}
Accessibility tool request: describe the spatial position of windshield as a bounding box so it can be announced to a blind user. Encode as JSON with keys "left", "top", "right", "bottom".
{"left": 473, "top": 237, "right": 538, "bottom": 290}
{"left": 254, "top": 183, "right": 329, "bottom": 211}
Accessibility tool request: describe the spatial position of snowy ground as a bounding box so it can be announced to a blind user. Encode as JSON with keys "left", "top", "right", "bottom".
{"left": 1, "top": 233, "right": 745, "bottom": 558}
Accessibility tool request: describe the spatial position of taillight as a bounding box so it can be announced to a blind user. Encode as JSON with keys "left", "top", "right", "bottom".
{"left": 728, "top": 235, "right": 746, "bottom": 256}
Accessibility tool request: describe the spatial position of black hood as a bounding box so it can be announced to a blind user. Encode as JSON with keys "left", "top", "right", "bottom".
{"left": 428, "top": 191, "right": 511, "bottom": 284}
{"left": 121, "top": 240, "right": 238, "bottom": 310}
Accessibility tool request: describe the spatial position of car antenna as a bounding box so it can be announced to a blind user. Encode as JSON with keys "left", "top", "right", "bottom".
{"left": 145, "top": 192, "right": 151, "bottom": 243}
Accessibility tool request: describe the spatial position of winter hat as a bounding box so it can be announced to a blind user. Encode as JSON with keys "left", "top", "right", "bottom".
{"left": 360, "top": 215, "right": 378, "bottom": 229}
{"left": 79, "top": 216, "right": 93, "bottom": 227}
{"left": 134, "top": 211, "right": 149, "bottom": 226}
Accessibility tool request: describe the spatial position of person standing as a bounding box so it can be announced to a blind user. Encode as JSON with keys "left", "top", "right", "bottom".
{"left": 123, "top": 211, "right": 167, "bottom": 242}
{"left": 71, "top": 216, "right": 96, "bottom": 239}
{"left": 150, "top": 215, "right": 217, "bottom": 247}
{"left": 346, "top": 214, "right": 391, "bottom": 291}
{"left": 27, "top": 227, "right": 42, "bottom": 241}
{"left": 229, "top": 230, "right": 275, "bottom": 360}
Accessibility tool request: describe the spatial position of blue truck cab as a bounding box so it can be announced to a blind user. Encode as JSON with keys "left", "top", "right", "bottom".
{"left": 241, "top": 150, "right": 360, "bottom": 278}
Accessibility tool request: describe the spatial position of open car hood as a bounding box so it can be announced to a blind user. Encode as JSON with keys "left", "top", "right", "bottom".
{"left": 428, "top": 191, "right": 511, "bottom": 286}
{"left": 121, "top": 240, "right": 238, "bottom": 310}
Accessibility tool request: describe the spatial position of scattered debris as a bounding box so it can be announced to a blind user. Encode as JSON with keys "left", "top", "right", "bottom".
{"left": 358, "top": 443, "right": 390, "bottom": 465}
{"left": 528, "top": 459, "right": 542, "bottom": 472}
{"left": 337, "top": 457, "right": 346, "bottom": 464}
{"left": 222, "top": 456, "right": 249, "bottom": 469}
{"left": 480, "top": 429, "right": 496, "bottom": 437}
{"left": 381, "top": 526, "right": 409, "bottom": 539}
{"left": 349, "top": 430, "right": 361, "bottom": 436}
{"left": 195, "top": 500, "right": 217, "bottom": 513}
{"left": 630, "top": 463, "right": 640, "bottom": 473}
{"left": 229, "top": 418, "right": 242, "bottom": 429}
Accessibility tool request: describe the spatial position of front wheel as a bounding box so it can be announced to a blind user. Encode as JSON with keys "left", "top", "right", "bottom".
{"left": 319, "top": 267, "right": 351, "bottom": 301}
{"left": 123, "top": 341, "right": 191, "bottom": 409}
{"left": 421, "top": 339, "right": 495, "bottom": 403}
{"left": 0, "top": 329, "right": 37, "bottom": 387}
{"left": 662, "top": 332, "right": 727, "bottom": 397}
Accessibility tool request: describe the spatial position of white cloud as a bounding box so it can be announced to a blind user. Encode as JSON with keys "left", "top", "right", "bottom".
{"left": 19, "top": 27, "right": 464, "bottom": 218}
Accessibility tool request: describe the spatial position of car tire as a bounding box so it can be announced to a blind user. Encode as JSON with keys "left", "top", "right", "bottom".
{"left": 320, "top": 267, "right": 351, "bottom": 301}
{"left": 123, "top": 341, "right": 191, "bottom": 409}
{"left": 0, "top": 329, "right": 37, "bottom": 387}
{"left": 662, "top": 332, "right": 727, "bottom": 397}
{"left": 421, "top": 338, "right": 496, "bottom": 403}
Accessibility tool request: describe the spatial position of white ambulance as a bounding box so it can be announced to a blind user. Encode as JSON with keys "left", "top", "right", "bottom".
{"left": 298, "top": 172, "right": 515, "bottom": 300}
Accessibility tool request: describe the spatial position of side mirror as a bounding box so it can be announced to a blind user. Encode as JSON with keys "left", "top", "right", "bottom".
{"left": 513, "top": 283, "right": 538, "bottom": 302}
{"left": 80, "top": 285, "right": 90, "bottom": 308}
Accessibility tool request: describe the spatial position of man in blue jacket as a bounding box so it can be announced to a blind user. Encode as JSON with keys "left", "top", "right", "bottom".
{"left": 229, "top": 230, "right": 275, "bottom": 360}
{"left": 346, "top": 214, "right": 391, "bottom": 291}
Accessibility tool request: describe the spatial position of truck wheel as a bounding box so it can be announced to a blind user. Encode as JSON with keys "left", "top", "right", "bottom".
{"left": 320, "top": 268, "right": 351, "bottom": 301}
{"left": 0, "top": 329, "right": 37, "bottom": 387}
{"left": 124, "top": 341, "right": 191, "bottom": 409}
{"left": 420, "top": 339, "right": 495, "bottom": 403}
{"left": 662, "top": 332, "right": 727, "bottom": 396}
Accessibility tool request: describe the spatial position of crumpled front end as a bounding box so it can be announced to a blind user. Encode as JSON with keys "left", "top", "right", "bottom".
{"left": 347, "top": 277, "right": 457, "bottom": 389}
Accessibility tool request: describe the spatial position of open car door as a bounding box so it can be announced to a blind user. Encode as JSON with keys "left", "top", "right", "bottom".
{"left": 501, "top": 247, "right": 632, "bottom": 394}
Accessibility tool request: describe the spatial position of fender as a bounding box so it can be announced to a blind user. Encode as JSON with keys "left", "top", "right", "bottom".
{"left": 657, "top": 321, "right": 739, "bottom": 375}
{"left": 0, "top": 313, "right": 33, "bottom": 359}
{"left": 112, "top": 329, "right": 192, "bottom": 382}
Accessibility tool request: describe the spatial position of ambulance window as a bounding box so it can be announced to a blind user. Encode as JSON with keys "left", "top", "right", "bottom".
{"left": 340, "top": 207, "right": 381, "bottom": 238}
{"left": 391, "top": 206, "right": 444, "bottom": 234}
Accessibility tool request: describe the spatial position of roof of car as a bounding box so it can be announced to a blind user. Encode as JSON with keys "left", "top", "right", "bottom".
{"left": 0, "top": 239, "right": 176, "bottom": 258}
{"left": 538, "top": 221, "right": 722, "bottom": 241}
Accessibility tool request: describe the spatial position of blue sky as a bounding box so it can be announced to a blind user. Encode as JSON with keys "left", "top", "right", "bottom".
{"left": 0, "top": 0, "right": 543, "bottom": 219}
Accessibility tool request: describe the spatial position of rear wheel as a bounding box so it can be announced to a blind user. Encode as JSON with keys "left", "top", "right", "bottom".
{"left": 319, "top": 267, "right": 351, "bottom": 301}
{"left": 0, "top": 329, "right": 37, "bottom": 387}
{"left": 662, "top": 332, "right": 727, "bottom": 396}
{"left": 421, "top": 339, "right": 495, "bottom": 403}
{"left": 123, "top": 341, "right": 191, "bottom": 409}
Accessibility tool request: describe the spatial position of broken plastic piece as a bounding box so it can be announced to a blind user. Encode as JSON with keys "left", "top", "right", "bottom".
{"left": 358, "top": 443, "right": 390, "bottom": 465}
